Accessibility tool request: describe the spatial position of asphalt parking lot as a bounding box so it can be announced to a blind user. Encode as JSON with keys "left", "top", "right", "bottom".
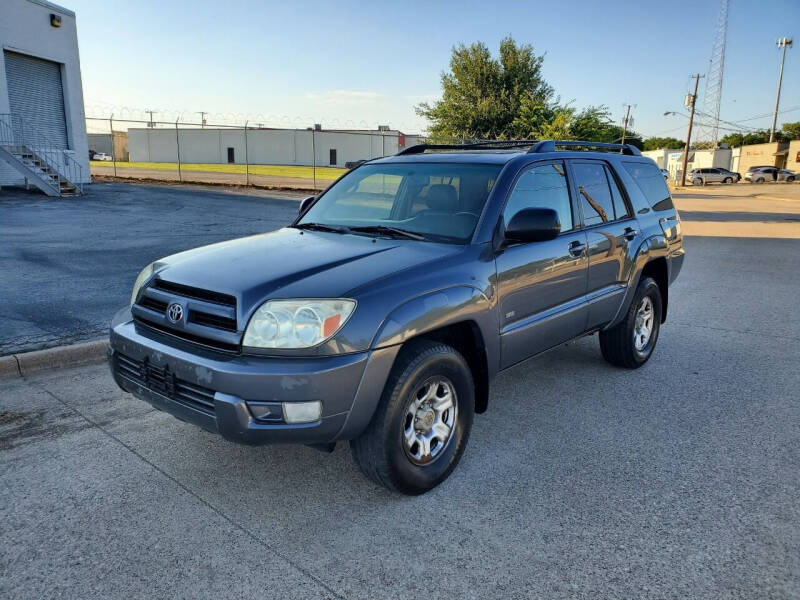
{"left": 1, "top": 182, "right": 799, "bottom": 598}
{"left": 0, "top": 183, "right": 301, "bottom": 355}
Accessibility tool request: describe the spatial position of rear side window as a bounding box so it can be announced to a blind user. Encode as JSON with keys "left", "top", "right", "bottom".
{"left": 622, "top": 161, "right": 674, "bottom": 211}
{"left": 607, "top": 168, "right": 631, "bottom": 220}
{"left": 572, "top": 162, "right": 631, "bottom": 226}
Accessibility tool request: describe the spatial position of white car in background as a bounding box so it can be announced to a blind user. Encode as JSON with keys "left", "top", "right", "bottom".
{"left": 93, "top": 152, "right": 113, "bottom": 161}
{"left": 745, "top": 167, "right": 796, "bottom": 183}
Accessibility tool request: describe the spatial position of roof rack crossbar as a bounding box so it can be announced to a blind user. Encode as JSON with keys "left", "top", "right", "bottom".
{"left": 396, "top": 140, "right": 537, "bottom": 155}
{"left": 396, "top": 139, "right": 641, "bottom": 156}
{"left": 528, "top": 140, "right": 641, "bottom": 156}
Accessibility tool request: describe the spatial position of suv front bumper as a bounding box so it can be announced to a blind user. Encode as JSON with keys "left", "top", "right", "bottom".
{"left": 109, "top": 311, "right": 398, "bottom": 446}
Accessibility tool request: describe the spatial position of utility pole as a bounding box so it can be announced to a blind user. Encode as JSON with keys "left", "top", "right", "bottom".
{"left": 620, "top": 104, "right": 633, "bottom": 146}
{"left": 109, "top": 113, "right": 116, "bottom": 177}
{"left": 770, "top": 37, "right": 793, "bottom": 143}
{"left": 680, "top": 74, "right": 703, "bottom": 187}
{"left": 145, "top": 110, "right": 157, "bottom": 128}
{"left": 197, "top": 111, "right": 207, "bottom": 128}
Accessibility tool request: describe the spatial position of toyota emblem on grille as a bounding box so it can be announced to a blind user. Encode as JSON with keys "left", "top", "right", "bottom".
{"left": 166, "top": 303, "right": 184, "bottom": 323}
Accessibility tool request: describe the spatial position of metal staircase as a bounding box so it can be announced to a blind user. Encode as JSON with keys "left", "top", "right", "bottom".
{"left": 0, "top": 113, "right": 84, "bottom": 196}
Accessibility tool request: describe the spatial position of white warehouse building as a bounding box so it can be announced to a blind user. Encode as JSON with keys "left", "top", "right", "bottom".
{"left": 128, "top": 128, "right": 423, "bottom": 167}
{"left": 0, "top": 0, "right": 90, "bottom": 195}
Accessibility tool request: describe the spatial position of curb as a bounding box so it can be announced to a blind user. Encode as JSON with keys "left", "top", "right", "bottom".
{"left": 0, "top": 339, "right": 108, "bottom": 380}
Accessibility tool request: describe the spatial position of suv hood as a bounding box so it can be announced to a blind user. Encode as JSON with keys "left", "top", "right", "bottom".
{"left": 153, "top": 227, "right": 461, "bottom": 315}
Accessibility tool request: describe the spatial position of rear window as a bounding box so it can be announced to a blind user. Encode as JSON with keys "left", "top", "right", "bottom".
{"left": 622, "top": 161, "right": 674, "bottom": 211}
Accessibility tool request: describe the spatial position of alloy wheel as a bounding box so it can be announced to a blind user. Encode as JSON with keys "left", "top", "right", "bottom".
{"left": 633, "top": 296, "right": 655, "bottom": 352}
{"left": 402, "top": 377, "right": 458, "bottom": 465}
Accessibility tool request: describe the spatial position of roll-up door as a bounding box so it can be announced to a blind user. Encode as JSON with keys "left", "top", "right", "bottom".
{"left": 4, "top": 50, "right": 69, "bottom": 149}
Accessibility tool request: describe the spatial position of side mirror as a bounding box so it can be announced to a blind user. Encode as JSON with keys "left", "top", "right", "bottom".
{"left": 299, "top": 195, "right": 316, "bottom": 215}
{"left": 505, "top": 207, "right": 561, "bottom": 243}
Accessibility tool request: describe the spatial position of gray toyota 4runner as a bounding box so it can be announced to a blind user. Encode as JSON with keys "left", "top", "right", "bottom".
{"left": 109, "top": 140, "right": 684, "bottom": 494}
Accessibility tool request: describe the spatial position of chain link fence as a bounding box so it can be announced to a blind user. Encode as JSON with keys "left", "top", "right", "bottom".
{"left": 86, "top": 116, "right": 436, "bottom": 192}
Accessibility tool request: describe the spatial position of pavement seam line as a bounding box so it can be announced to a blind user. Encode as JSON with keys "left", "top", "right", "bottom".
{"left": 36, "top": 385, "right": 349, "bottom": 600}
{"left": 672, "top": 321, "right": 800, "bottom": 342}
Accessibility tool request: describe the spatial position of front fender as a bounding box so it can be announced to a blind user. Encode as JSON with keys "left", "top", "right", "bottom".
{"left": 371, "top": 285, "right": 498, "bottom": 367}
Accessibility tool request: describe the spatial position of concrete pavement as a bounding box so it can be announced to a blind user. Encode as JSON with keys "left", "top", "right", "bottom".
{"left": 2, "top": 191, "right": 799, "bottom": 597}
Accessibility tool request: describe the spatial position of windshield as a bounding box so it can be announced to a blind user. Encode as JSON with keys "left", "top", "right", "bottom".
{"left": 298, "top": 163, "right": 503, "bottom": 243}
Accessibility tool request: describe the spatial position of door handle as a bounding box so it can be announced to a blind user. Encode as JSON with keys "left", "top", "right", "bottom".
{"left": 623, "top": 227, "right": 638, "bottom": 241}
{"left": 568, "top": 240, "right": 586, "bottom": 257}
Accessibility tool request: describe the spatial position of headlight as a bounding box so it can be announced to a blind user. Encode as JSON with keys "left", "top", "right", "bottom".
{"left": 130, "top": 262, "right": 155, "bottom": 305}
{"left": 243, "top": 299, "right": 356, "bottom": 348}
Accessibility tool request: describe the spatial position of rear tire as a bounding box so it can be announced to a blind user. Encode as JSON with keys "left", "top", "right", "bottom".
{"left": 350, "top": 339, "right": 474, "bottom": 495}
{"left": 600, "top": 277, "right": 663, "bottom": 369}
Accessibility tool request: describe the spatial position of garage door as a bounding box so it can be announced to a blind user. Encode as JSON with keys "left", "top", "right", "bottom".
{"left": 4, "top": 51, "right": 69, "bottom": 149}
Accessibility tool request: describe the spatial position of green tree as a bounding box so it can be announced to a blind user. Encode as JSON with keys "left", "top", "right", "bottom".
{"left": 781, "top": 121, "right": 800, "bottom": 140}
{"left": 720, "top": 130, "right": 772, "bottom": 147}
{"left": 643, "top": 137, "right": 684, "bottom": 150}
{"left": 416, "top": 37, "right": 643, "bottom": 148}
{"left": 569, "top": 106, "right": 643, "bottom": 149}
{"left": 416, "top": 37, "right": 557, "bottom": 139}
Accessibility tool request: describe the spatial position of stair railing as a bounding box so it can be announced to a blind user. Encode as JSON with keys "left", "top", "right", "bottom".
{"left": 0, "top": 113, "right": 84, "bottom": 194}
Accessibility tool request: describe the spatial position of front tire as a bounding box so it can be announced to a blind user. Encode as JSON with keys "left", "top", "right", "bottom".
{"left": 692, "top": 178, "right": 703, "bottom": 186}
{"left": 723, "top": 177, "right": 733, "bottom": 184}
{"left": 599, "top": 277, "right": 663, "bottom": 369}
{"left": 350, "top": 339, "right": 474, "bottom": 494}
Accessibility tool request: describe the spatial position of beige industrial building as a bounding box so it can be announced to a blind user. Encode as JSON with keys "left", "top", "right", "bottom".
{"left": 644, "top": 140, "right": 800, "bottom": 181}
{"left": 128, "top": 127, "right": 423, "bottom": 167}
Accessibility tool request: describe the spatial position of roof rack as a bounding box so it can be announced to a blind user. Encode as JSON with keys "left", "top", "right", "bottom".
{"left": 528, "top": 140, "right": 641, "bottom": 156}
{"left": 395, "top": 139, "right": 642, "bottom": 157}
{"left": 396, "top": 140, "right": 537, "bottom": 155}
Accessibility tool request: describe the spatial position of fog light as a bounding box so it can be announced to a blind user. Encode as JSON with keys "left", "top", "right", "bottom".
{"left": 283, "top": 401, "right": 322, "bottom": 424}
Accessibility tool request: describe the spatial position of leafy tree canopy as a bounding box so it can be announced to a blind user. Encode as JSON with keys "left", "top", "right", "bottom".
{"left": 642, "top": 137, "right": 684, "bottom": 150}
{"left": 781, "top": 121, "right": 800, "bottom": 140}
{"left": 416, "top": 37, "right": 641, "bottom": 147}
{"left": 719, "top": 123, "right": 800, "bottom": 147}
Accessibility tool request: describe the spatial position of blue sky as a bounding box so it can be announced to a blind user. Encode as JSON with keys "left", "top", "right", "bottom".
{"left": 70, "top": 0, "right": 799, "bottom": 137}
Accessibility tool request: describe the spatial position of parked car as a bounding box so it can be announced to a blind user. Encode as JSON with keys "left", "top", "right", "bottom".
{"left": 109, "top": 140, "right": 684, "bottom": 494}
{"left": 745, "top": 167, "right": 796, "bottom": 183}
{"left": 93, "top": 152, "right": 113, "bottom": 161}
{"left": 716, "top": 167, "right": 741, "bottom": 182}
{"left": 743, "top": 165, "right": 775, "bottom": 181}
{"left": 688, "top": 167, "right": 737, "bottom": 185}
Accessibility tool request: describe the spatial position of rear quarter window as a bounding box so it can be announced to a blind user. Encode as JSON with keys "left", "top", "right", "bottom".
{"left": 622, "top": 161, "right": 674, "bottom": 211}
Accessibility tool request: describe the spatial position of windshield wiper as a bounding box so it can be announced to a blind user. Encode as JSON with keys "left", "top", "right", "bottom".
{"left": 294, "top": 222, "right": 350, "bottom": 234}
{"left": 348, "top": 225, "right": 428, "bottom": 241}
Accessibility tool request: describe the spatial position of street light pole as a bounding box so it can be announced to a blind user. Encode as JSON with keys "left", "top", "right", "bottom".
{"left": 680, "top": 74, "right": 703, "bottom": 187}
{"left": 769, "top": 37, "right": 793, "bottom": 143}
